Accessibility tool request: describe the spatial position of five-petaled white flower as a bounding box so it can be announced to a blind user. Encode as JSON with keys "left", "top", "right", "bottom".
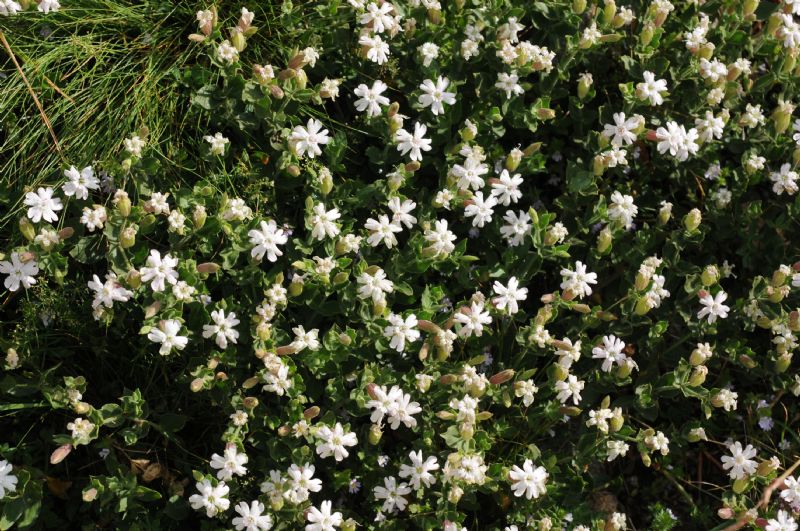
{"left": 492, "top": 276, "right": 528, "bottom": 315}
{"left": 418, "top": 76, "right": 456, "bottom": 116}
{"left": 147, "top": 319, "right": 189, "bottom": 355}
{"left": 289, "top": 119, "right": 330, "bottom": 159}
{"left": 24, "top": 187, "right": 63, "bottom": 223}
{"left": 62, "top": 166, "right": 100, "bottom": 200}
{"left": 203, "top": 309, "right": 240, "bottom": 349}
{"left": 394, "top": 122, "right": 432, "bottom": 162}
{"left": 305, "top": 500, "right": 342, "bottom": 531}
{"left": 315, "top": 423, "right": 358, "bottom": 462}
{"left": 508, "top": 459, "right": 548, "bottom": 499}
{"left": 140, "top": 250, "right": 179, "bottom": 292}
{"left": 720, "top": 441, "right": 757, "bottom": 481}
{"left": 697, "top": 290, "right": 730, "bottom": 323}
{"left": 353, "top": 80, "right": 390, "bottom": 117}
{"left": 0, "top": 252, "right": 39, "bottom": 292}
{"left": 384, "top": 313, "right": 420, "bottom": 352}
{"left": 249, "top": 220, "right": 288, "bottom": 262}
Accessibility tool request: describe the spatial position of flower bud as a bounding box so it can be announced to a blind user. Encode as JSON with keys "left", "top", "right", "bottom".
{"left": 270, "top": 493, "right": 284, "bottom": 511}
{"left": 732, "top": 477, "right": 750, "bottom": 493}
{"left": 559, "top": 406, "right": 582, "bottom": 417}
{"left": 634, "top": 297, "right": 652, "bottom": 316}
{"left": 683, "top": 208, "right": 702, "bottom": 231}
{"left": 610, "top": 410, "right": 624, "bottom": 432}
{"left": 341, "top": 519, "right": 357, "bottom": 531}
{"left": 74, "top": 401, "right": 92, "bottom": 414}
{"left": 338, "top": 333, "right": 352, "bottom": 346}
{"left": 689, "top": 365, "right": 708, "bottom": 386}
{"left": 197, "top": 262, "right": 220, "bottom": 274}
{"left": 372, "top": 298, "right": 386, "bottom": 317}
{"left": 602, "top": 0, "right": 616, "bottom": 24}
{"left": 505, "top": 149, "right": 523, "bottom": 172}
{"left": 243, "top": 396, "right": 259, "bottom": 409}
{"left": 277, "top": 425, "right": 291, "bottom": 437}
{"left": 83, "top": 487, "right": 98, "bottom": 502}
{"left": 120, "top": 226, "right": 137, "bottom": 249}
{"left": 743, "top": 0, "right": 759, "bottom": 17}
{"left": 572, "top": 303, "right": 591, "bottom": 314}
{"left": 287, "top": 164, "right": 301, "bottom": 177}
{"left": 448, "top": 486, "right": 464, "bottom": 504}
{"left": 701, "top": 265, "right": 719, "bottom": 286}
{"left": 757, "top": 459, "right": 778, "bottom": 476}
{"left": 231, "top": 29, "right": 246, "bottom": 52}
{"left": 739, "top": 354, "right": 757, "bottom": 369}
{"left": 190, "top": 378, "right": 205, "bottom": 392}
{"left": 572, "top": 0, "right": 586, "bottom": 13}
{"left": 242, "top": 376, "right": 260, "bottom": 389}
{"left": 459, "top": 422, "right": 474, "bottom": 440}
{"left": 593, "top": 154, "right": 607, "bottom": 176}
{"left": 193, "top": 205, "right": 207, "bottom": 229}
{"left": 640, "top": 23, "right": 655, "bottom": 47}
{"left": 269, "top": 84, "right": 284, "bottom": 99}
{"left": 489, "top": 369, "right": 515, "bottom": 385}
{"left": 768, "top": 12, "right": 783, "bottom": 36}
{"left": 50, "top": 444, "right": 73, "bottom": 465}
{"left": 615, "top": 362, "right": 633, "bottom": 379}
{"left": 19, "top": 218, "right": 35, "bottom": 241}
{"left": 289, "top": 280, "right": 303, "bottom": 297}
{"left": 597, "top": 226, "right": 613, "bottom": 254}
{"left": 776, "top": 352, "right": 792, "bottom": 373}
{"left": 578, "top": 74, "right": 593, "bottom": 100}
{"left": 436, "top": 410, "right": 455, "bottom": 420}
{"left": 536, "top": 107, "right": 556, "bottom": 120}
{"left": 369, "top": 424, "right": 383, "bottom": 445}
{"left": 439, "top": 374, "right": 458, "bottom": 385}
{"left": 126, "top": 269, "right": 141, "bottom": 289}
{"left": 641, "top": 452, "right": 652, "bottom": 467}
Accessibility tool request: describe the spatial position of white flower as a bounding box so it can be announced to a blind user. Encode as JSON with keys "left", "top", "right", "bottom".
{"left": 607, "top": 440, "right": 630, "bottom": 461}
{"left": 310, "top": 203, "right": 341, "bottom": 240}
{"left": 697, "top": 290, "right": 730, "bottom": 323}
{"left": 365, "top": 215, "right": 402, "bottom": 248}
{"left": 359, "top": 34, "right": 390, "bottom": 65}
{"left": 591, "top": 335, "right": 627, "bottom": 373}
{"left": 603, "top": 113, "right": 639, "bottom": 147}
{"left": 636, "top": 71, "right": 668, "bottom": 105}
{"left": 766, "top": 510, "right": 798, "bottom": 531}
{"left": 0, "top": 460, "right": 18, "bottom": 499}
{"left": 721, "top": 441, "right": 757, "bottom": 481}
{"left": 387, "top": 197, "right": 417, "bottom": 229}
{"left": 608, "top": 191, "right": 638, "bottom": 229}
{"left": 315, "top": 423, "right": 358, "bottom": 462}
{"left": 418, "top": 42, "right": 439, "bottom": 66}
{"left": 88, "top": 272, "right": 133, "bottom": 309}
{"left": 0, "top": 252, "right": 39, "bottom": 292}
{"left": 560, "top": 261, "right": 598, "bottom": 299}
{"left": 203, "top": 309, "right": 240, "bottom": 349}
{"left": 424, "top": 219, "right": 457, "bottom": 257}
{"left": 291, "top": 325, "right": 320, "bottom": 352}
{"left": 699, "top": 57, "right": 727, "bottom": 83}
{"left": 695, "top": 110, "right": 725, "bottom": 142}
{"left": 232, "top": 500, "right": 273, "bottom": 531}
{"left": 394, "top": 122, "right": 432, "bottom": 162}
{"left": 655, "top": 121, "right": 699, "bottom": 161}
{"left": 124, "top": 135, "right": 145, "bottom": 157}
{"left": 353, "top": 80, "right": 390, "bottom": 117}
{"left": 645, "top": 431, "right": 670, "bottom": 455}
{"left": 508, "top": 459, "right": 548, "bottom": 500}
{"left": 189, "top": 479, "right": 230, "bottom": 518}
{"left": 147, "top": 192, "right": 171, "bottom": 215}
{"left": 147, "top": 319, "right": 188, "bottom": 355}
{"left": 285, "top": 463, "right": 323, "bottom": 503}
{"left": 67, "top": 417, "right": 95, "bottom": 443}
{"left": 289, "top": 119, "right": 330, "bottom": 159}
{"left": 453, "top": 157, "right": 489, "bottom": 191}
{"left": 496, "top": 71, "right": 524, "bottom": 99}
{"left": 210, "top": 445, "right": 248, "bottom": 481}
{"left": 37, "top": 0, "right": 59, "bottom": 13}
{"left": 24, "top": 187, "right": 63, "bottom": 223}
{"left": 221, "top": 198, "right": 252, "bottom": 221}
{"left": 418, "top": 76, "right": 456, "bottom": 116}
{"left": 454, "top": 301, "right": 493, "bottom": 338}
{"left": 514, "top": 380, "right": 538, "bottom": 407}
{"left": 464, "top": 191, "right": 497, "bottom": 228}
{"left": 555, "top": 374, "right": 584, "bottom": 405}
{"left": 263, "top": 364, "right": 292, "bottom": 396}
{"left": 305, "top": 500, "right": 342, "bottom": 531}
{"left": 80, "top": 205, "right": 107, "bottom": 232}
{"left": 357, "top": 268, "right": 393, "bottom": 303}
{"left": 492, "top": 276, "right": 528, "bottom": 315}
{"left": 771, "top": 163, "right": 799, "bottom": 196}
{"left": 204, "top": 132, "right": 230, "bottom": 155}
{"left": 0, "top": 1, "right": 22, "bottom": 15}
{"left": 62, "top": 166, "right": 99, "bottom": 200}
{"left": 781, "top": 476, "right": 800, "bottom": 505}
{"left": 500, "top": 210, "right": 531, "bottom": 246}
{"left": 217, "top": 40, "right": 239, "bottom": 64}
{"left": 374, "top": 476, "right": 411, "bottom": 512}
{"left": 490, "top": 169, "right": 523, "bottom": 206}
{"left": 384, "top": 313, "right": 420, "bottom": 352}
{"left": 399, "top": 450, "right": 439, "bottom": 490}
{"left": 140, "top": 250, "right": 179, "bottom": 292}
{"left": 360, "top": 2, "right": 395, "bottom": 33}
{"left": 249, "top": 220, "right": 288, "bottom": 262}
{"left": 741, "top": 103, "right": 766, "bottom": 129}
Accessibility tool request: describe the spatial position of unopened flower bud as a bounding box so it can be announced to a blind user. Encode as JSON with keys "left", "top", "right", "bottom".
{"left": 559, "top": 406, "right": 582, "bottom": 417}
{"left": 341, "top": 519, "right": 357, "bottom": 531}
{"left": 338, "top": 333, "right": 352, "bottom": 346}
{"left": 776, "top": 352, "right": 792, "bottom": 373}
{"left": 242, "top": 376, "right": 259, "bottom": 389}
{"left": 615, "top": 362, "right": 633, "bottom": 379}
{"left": 635, "top": 271, "right": 651, "bottom": 291}
{"left": 573, "top": 0, "right": 586, "bottom": 13}
{"left": 610, "top": 410, "right": 624, "bottom": 432}
{"left": 460, "top": 422, "right": 474, "bottom": 440}
{"left": 578, "top": 73, "right": 593, "bottom": 99}
{"left": 269, "top": 85, "right": 284, "bottom": 99}
{"left": 193, "top": 205, "right": 207, "bottom": 229}
{"left": 19, "top": 217, "right": 35, "bottom": 241}
{"left": 369, "top": 424, "right": 383, "bottom": 445}
{"left": 243, "top": 396, "right": 259, "bottom": 409}
{"left": 683, "top": 208, "right": 702, "bottom": 231}
{"left": 190, "top": 378, "right": 205, "bottom": 392}
{"left": 448, "top": 486, "right": 464, "bottom": 504}
{"left": 126, "top": 269, "right": 141, "bottom": 289}
{"left": 689, "top": 365, "right": 708, "bottom": 386}
{"left": 593, "top": 154, "right": 607, "bottom": 176}
{"left": 289, "top": 280, "right": 303, "bottom": 297}
{"left": 640, "top": 23, "right": 655, "bottom": 47}
{"left": 197, "top": 262, "right": 220, "bottom": 274}
{"left": 231, "top": 29, "right": 246, "bottom": 52}
{"left": 303, "top": 406, "right": 320, "bottom": 420}
{"left": 536, "top": 107, "right": 556, "bottom": 120}
{"left": 505, "top": 149, "right": 523, "bottom": 171}
{"left": 74, "top": 401, "right": 91, "bottom": 414}
{"left": 744, "top": 0, "right": 759, "bottom": 17}
{"left": 701, "top": 265, "right": 719, "bottom": 286}
{"left": 732, "top": 477, "right": 750, "bottom": 493}
{"left": 634, "top": 297, "right": 652, "bottom": 316}
{"left": 597, "top": 226, "right": 613, "bottom": 254}
{"left": 120, "top": 226, "right": 137, "bottom": 249}
{"left": 489, "top": 369, "right": 515, "bottom": 385}
{"left": 50, "top": 444, "right": 73, "bottom": 465}
{"left": 372, "top": 298, "right": 387, "bottom": 317}
{"left": 658, "top": 202, "right": 672, "bottom": 225}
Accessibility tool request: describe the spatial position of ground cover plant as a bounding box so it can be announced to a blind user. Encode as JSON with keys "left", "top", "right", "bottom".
{"left": 3, "top": 0, "right": 800, "bottom": 529}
